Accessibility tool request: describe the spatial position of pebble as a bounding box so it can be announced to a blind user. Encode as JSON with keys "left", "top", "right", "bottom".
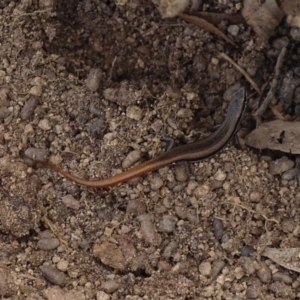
{"left": 281, "top": 218, "right": 295, "bottom": 233}
{"left": 56, "top": 260, "right": 69, "bottom": 272}
{"left": 193, "top": 184, "right": 210, "bottom": 197}
{"left": 38, "top": 118, "right": 51, "bottom": 131}
{"left": 174, "top": 206, "right": 187, "bottom": 220}
{"left": 290, "top": 28, "right": 300, "bottom": 41}
{"left": 122, "top": 150, "right": 141, "bottom": 169}
{"left": 0, "top": 107, "right": 10, "bottom": 120}
{"left": 186, "top": 180, "right": 199, "bottom": 196}
{"left": 227, "top": 24, "right": 239, "bottom": 36}
{"left": 256, "top": 262, "right": 271, "bottom": 283}
{"left": 199, "top": 261, "right": 211, "bottom": 276}
{"left": 238, "top": 257, "right": 256, "bottom": 275}
{"left": 240, "top": 245, "right": 255, "bottom": 256}
{"left": 272, "top": 272, "right": 293, "bottom": 284}
{"left": 40, "top": 265, "right": 66, "bottom": 287}
{"left": 37, "top": 238, "right": 60, "bottom": 250}
{"left": 249, "top": 191, "right": 262, "bottom": 203}
{"left": 87, "top": 118, "right": 105, "bottom": 137}
{"left": 214, "top": 169, "right": 226, "bottom": 181}
{"left": 61, "top": 194, "right": 80, "bottom": 210}
{"left": 29, "top": 85, "right": 42, "bottom": 96}
{"left": 163, "top": 241, "right": 178, "bottom": 258}
{"left": 20, "top": 97, "right": 38, "bottom": 120}
{"left": 103, "top": 82, "right": 142, "bottom": 106}
{"left": 150, "top": 176, "right": 164, "bottom": 191}
{"left": 269, "top": 157, "right": 294, "bottom": 175}
{"left": 158, "top": 215, "right": 177, "bottom": 233}
{"left": 246, "top": 286, "right": 258, "bottom": 299}
{"left": 85, "top": 68, "right": 102, "bottom": 92}
{"left": 93, "top": 242, "right": 126, "bottom": 271}
{"left": 126, "top": 200, "right": 146, "bottom": 214}
{"left": 137, "top": 214, "right": 162, "bottom": 246}
{"left": 174, "top": 165, "right": 188, "bottom": 182}
{"left": 24, "top": 147, "right": 48, "bottom": 160}
{"left": 96, "top": 291, "right": 110, "bottom": 300}
{"left": 213, "top": 218, "right": 223, "bottom": 241}
{"left": 234, "top": 266, "right": 245, "bottom": 280}
{"left": 281, "top": 168, "right": 300, "bottom": 181}
{"left": 211, "top": 260, "right": 225, "bottom": 279}
{"left": 100, "top": 280, "right": 119, "bottom": 294}
{"left": 176, "top": 108, "right": 193, "bottom": 118}
{"left": 272, "top": 37, "right": 289, "bottom": 50}
{"left": 126, "top": 105, "right": 143, "bottom": 121}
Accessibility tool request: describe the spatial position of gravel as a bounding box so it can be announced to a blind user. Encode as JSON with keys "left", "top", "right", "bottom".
{"left": 1, "top": 0, "right": 300, "bottom": 298}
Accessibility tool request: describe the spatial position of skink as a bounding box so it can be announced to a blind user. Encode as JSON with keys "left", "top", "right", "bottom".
{"left": 36, "top": 87, "right": 247, "bottom": 188}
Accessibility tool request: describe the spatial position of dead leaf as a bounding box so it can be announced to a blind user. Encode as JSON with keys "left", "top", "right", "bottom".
{"left": 276, "top": 0, "right": 300, "bottom": 16}
{"left": 242, "top": 0, "right": 284, "bottom": 44}
{"left": 191, "top": 12, "right": 246, "bottom": 26}
{"left": 245, "top": 120, "right": 300, "bottom": 154}
{"left": 178, "top": 13, "right": 237, "bottom": 47}
{"left": 276, "top": 0, "right": 300, "bottom": 27}
{"left": 262, "top": 247, "right": 300, "bottom": 273}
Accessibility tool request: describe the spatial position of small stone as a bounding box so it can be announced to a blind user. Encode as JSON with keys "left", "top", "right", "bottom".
{"left": 126, "top": 105, "right": 143, "bottom": 121}
{"left": 24, "top": 147, "right": 48, "bottom": 160}
{"left": 193, "top": 184, "right": 210, "bottom": 197}
{"left": 213, "top": 218, "right": 223, "bottom": 241}
{"left": 214, "top": 169, "right": 226, "bottom": 181}
{"left": 174, "top": 165, "right": 188, "bottom": 182}
{"left": 96, "top": 291, "right": 110, "bottom": 300}
{"left": 238, "top": 257, "right": 256, "bottom": 275}
{"left": 211, "top": 260, "right": 225, "bottom": 278}
{"left": 249, "top": 191, "right": 262, "bottom": 203}
{"left": 176, "top": 108, "right": 193, "bottom": 118}
{"left": 38, "top": 118, "right": 51, "bottom": 130}
{"left": 122, "top": 150, "right": 141, "bottom": 169}
{"left": 227, "top": 25, "right": 240, "bottom": 36}
{"left": 21, "top": 97, "right": 38, "bottom": 120}
{"left": 40, "top": 265, "right": 66, "bottom": 287}
{"left": 272, "top": 37, "right": 289, "bottom": 50}
{"left": 87, "top": 118, "right": 106, "bottom": 137}
{"left": 93, "top": 242, "right": 126, "bottom": 271}
{"left": 150, "top": 176, "right": 164, "bottom": 191}
{"left": 29, "top": 85, "right": 42, "bottom": 96}
{"left": 282, "top": 168, "right": 300, "bottom": 180}
{"left": 269, "top": 157, "right": 294, "bottom": 175}
{"left": 57, "top": 260, "right": 69, "bottom": 272}
{"left": 126, "top": 200, "right": 146, "bottom": 214}
{"left": 0, "top": 108, "right": 10, "bottom": 120}
{"left": 37, "top": 238, "right": 60, "bottom": 250}
{"left": 234, "top": 266, "right": 245, "bottom": 280}
{"left": 163, "top": 241, "right": 178, "bottom": 258}
{"left": 290, "top": 28, "right": 300, "bottom": 41}
{"left": 246, "top": 286, "right": 258, "bottom": 299}
{"left": 272, "top": 272, "right": 293, "bottom": 284}
{"left": 86, "top": 68, "right": 102, "bottom": 92}
{"left": 158, "top": 215, "right": 177, "bottom": 233}
{"left": 137, "top": 214, "right": 161, "bottom": 246}
{"left": 199, "top": 261, "right": 212, "bottom": 276}
{"left": 100, "top": 280, "right": 120, "bottom": 294}
{"left": 257, "top": 262, "right": 271, "bottom": 283}
{"left": 61, "top": 195, "right": 80, "bottom": 210}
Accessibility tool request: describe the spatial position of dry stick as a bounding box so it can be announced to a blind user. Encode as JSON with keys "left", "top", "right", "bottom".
{"left": 254, "top": 47, "right": 287, "bottom": 118}
{"left": 219, "top": 52, "right": 261, "bottom": 94}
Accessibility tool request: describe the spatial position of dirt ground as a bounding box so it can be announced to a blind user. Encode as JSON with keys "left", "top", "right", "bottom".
{"left": 1, "top": 0, "right": 300, "bottom": 299}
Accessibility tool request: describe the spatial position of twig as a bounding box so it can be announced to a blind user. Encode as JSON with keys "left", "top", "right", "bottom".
{"left": 224, "top": 201, "right": 279, "bottom": 224}
{"left": 108, "top": 56, "right": 117, "bottom": 81}
{"left": 219, "top": 52, "right": 261, "bottom": 94}
{"left": 254, "top": 47, "right": 287, "bottom": 117}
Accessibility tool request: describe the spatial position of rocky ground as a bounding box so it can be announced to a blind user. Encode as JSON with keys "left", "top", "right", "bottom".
{"left": 1, "top": 0, "right": 300, "bottom": 299}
